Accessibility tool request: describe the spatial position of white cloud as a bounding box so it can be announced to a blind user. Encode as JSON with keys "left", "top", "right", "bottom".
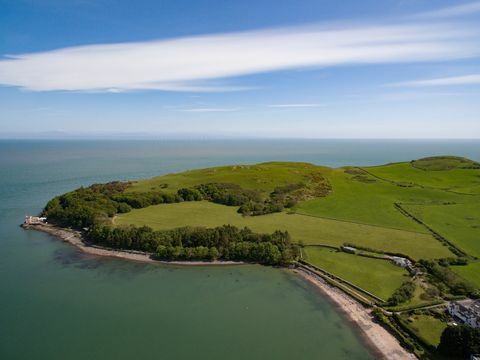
{"left": 415, "top": 2, "right": 480, "bottom": 19}
{"left": 390, "top": 74, "right": 480, "bottom": 87}
{"left": 181, "top": 107, "right": 240, "bottom": 112}
{"left": 0, "top": 14, "right": 479, "bottom": 92}
{"left": 267, "top": 103, "right": 323, "bottom": 108}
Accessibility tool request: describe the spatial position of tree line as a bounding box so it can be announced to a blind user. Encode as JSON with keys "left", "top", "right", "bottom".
{"left": 88, "top": 224, "right": 299, "bottom": 265}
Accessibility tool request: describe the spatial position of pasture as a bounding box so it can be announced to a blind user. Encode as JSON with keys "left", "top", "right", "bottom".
{"left": 302, "top": 247, "right": 409, "bottom": 300}
{"left": 116, "top": 201, "right": 453, "bottom": 260}
{"left": 402, "top": 203, "right": 480, "bottom": 258}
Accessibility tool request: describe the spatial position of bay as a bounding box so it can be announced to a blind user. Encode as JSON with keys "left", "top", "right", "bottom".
{"left": 1, "top": 139, "right": 479, "bottom": 359}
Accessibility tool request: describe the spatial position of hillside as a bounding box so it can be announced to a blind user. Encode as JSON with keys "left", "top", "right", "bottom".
{"left": 42, "top": 157, "right": 480, "bottom": 301}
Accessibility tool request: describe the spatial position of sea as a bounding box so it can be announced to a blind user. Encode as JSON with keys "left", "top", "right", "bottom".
{"left": 1, "top": 139, "right": 479, "bottom": 360}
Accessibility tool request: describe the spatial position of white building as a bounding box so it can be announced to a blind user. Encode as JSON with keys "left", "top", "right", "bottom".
{"left": 24, "top": 216, "right": 47, "bottom": 225}
{"left": 448, "top": 300, "right": 480, "bottom": 328}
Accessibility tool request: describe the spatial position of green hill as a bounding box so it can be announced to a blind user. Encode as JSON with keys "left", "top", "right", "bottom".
{"left": 42, "top": 156, "right": 480, "bottom": 298}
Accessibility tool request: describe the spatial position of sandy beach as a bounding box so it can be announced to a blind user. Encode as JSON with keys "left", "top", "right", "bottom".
{"left": 26, "top": 223, "right": 416, "bottom": 359}
{"left": 294, "top": 267, "right": 417, "bottom": 360}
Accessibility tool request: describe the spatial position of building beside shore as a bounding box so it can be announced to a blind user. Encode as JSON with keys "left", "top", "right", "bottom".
{"left": 24, "top": 216, "right": 47, "bottom": 225}
{"left": 448, "top": 300, "right": 480, "bottom": 328}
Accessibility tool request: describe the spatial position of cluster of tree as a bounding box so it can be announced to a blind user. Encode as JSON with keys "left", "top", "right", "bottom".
{"left": 388, "top": 281, "right": 416, "bottom": 306}
{"left": 113, "top": 191, "right": 181, "bottom": 208}
{"left": 418, "top": 260, "right": 477, "bottom": 297}
{"left": 42, "top": 182, "right": 134, "bottom": 228}
{"left": 87, "top": 224, "right": 299, "bottom": 265}
{"left": 437, "top": 325, "right": 480, "bottom": 359}
{"left": 194, "top": 183, "right": 262, "bottom": 206}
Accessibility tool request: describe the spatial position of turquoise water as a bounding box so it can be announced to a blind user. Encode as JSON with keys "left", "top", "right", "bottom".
{"left": 1, "top": 139, "right": 479, "bottom": 359}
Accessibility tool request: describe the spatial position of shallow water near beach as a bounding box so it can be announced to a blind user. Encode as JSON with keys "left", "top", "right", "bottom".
{"left": 1, "top": 139, "right": 479, "bottom": 359}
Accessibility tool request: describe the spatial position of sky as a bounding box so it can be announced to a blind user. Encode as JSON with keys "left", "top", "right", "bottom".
{"left": 0, "top": 0, "right": 479, "bottom": 139}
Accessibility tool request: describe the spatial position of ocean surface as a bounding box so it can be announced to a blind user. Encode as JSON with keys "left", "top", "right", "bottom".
{"left": 1, "top": 139, "right": 479, "bottom": 360}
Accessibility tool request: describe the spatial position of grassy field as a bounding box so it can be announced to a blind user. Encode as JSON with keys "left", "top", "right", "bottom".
{"left": 365, "top": 161, "right": 480, "bottom": 195}
{"left": 402, "top": 314, "right": 447, "bottom": 347}
{"left": 116, "top": 201, "right": 453, "bottom": 260}
{"left": 452, "top": 262, "right": 480, "bottom": 289}
{"left": 402, "top": 203, "right": 480, "bottom": 258}
{"left": 301, "top": 247, "right": 409, "bottom": 300}
{"left": 128, "top": 162, "right": 329, "bottom": 196}
{"left": 295, "top": 168, "right": 465, "bottom": 233}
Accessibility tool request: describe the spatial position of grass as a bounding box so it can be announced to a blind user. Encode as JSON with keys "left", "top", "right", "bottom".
{"left": 128, "top": 162, "right": 329, "bottom": 196}
{"left": 294, "top": 168, "right": 466, "bottom": 232}
{"left": 115, "top": 201, "right": 453, "bottom": 260}
{"left": 402, "top": 314, "right": 447, "bottom": 347}
{"left": 402, "top": 202, "right": 480, "bottom": 258}
{"left": 452, "top": 262, "right": 480, "bottom": 289}
{"left": 301, "top": 247, "right": 409, "bottom": 300}
{"left": 365, "top": 161, "right": 480, "bottom": 195}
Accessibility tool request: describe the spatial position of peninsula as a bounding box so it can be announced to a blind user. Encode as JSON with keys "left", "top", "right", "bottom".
{"left": 24, "top": 156, "right": 480, "bottom": 359}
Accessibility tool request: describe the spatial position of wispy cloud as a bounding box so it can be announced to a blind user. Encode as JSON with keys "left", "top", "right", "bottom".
{"left": 267, "top": 103, "right": 323, "bottom": 108}
{"left": 390, "top": 74, "right": 480, "bottom": 87}
{"left": 415, "top": 1, "right": 480, "bottom": 19}
{"left": 181, "top": 107, "right": 240, "bottom": 112}
{"left": 0, "top": 5, "right": 479, "bottom": 93}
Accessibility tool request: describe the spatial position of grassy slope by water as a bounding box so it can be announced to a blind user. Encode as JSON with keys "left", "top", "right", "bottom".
{"left": 302, "top": 247, "right": 409, "bottom": 300}
{"left": 116, "top": 201, "right": 451, "bottom": 260}
{"left": 294, "top": 168, "right": 467, "bottom": 233}
{"left": 116, "top": 157, "right": 480, "bottom": 293}
{"left": 365, "top": 161, "right": 480, "bottom": 195}
{"left": 128, "top": 162, "right": 328, "bottom": 196}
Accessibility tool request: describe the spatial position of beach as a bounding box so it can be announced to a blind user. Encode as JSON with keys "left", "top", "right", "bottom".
{"left": 294, "top": 267, "right": 417, "bottom": 360}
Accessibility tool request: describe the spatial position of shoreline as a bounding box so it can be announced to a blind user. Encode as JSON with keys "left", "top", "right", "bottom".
{"left": 293, "top": 267, "right": 417, "bottom": 360}
{"left": 23, "top": 223, "right": 244, "bottom": 266}
{"left": 25, "top": 222, "right": 416, "bottom": 359}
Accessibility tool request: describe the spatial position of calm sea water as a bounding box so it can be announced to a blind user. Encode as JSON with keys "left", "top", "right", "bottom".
{"left": 1, "top": 139, "right": 479, "bottom": 360}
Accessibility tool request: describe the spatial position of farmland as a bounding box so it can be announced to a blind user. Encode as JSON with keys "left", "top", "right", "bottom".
{"left": 301, "top": 247, "right": 409, "bottom": 300}
{"left": 115, "top": 201, "right": 451, "bottom": 260}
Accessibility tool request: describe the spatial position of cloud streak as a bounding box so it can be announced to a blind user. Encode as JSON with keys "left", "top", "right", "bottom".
{"left": 181, "top": 107, "right": 240, "bottom": 112}
{"left": 390, "top": 74, "right": 480, "bottom": 87}
{"left": 0, "top": 8, "right": 479, "bottom": 92}
{"left": 415, "top": 1, "right": 480, "bottom": 19}
{"left": 267, "top": 103, "right": 323, "bottom": 108}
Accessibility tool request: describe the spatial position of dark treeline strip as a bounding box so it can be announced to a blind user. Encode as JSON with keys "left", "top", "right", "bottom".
{"left": 418, "top": 260, "right": 477, "bottom": 297}
{"left": 88, "top": 224, "right": 299, "bottom": 265}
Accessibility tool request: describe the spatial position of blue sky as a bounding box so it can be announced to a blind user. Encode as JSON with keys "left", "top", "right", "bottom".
{"left": 0, "top": 0, "right": 479, "bottom": 138}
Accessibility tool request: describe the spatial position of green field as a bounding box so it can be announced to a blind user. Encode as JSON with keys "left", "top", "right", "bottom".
{"left": 402, "top": 203, "right": 480, "bottom": 258}
{"left": 302, "top": 247, "right": 409, "bottom": 300}
{"left": 403, "top": 314, "right": 447, "bottom": 347}
{"left": 128, "top": 162, "right": 329, "bottom": 196}
{"left": 452, "top": 262, "right": 480, "bottom": 288}
{"left": 295, "top": 168, "right": 466, "bottom": 232}
{"left": 116, "top": 201, "right": 452, "bottom": 260}
{"left": 365, "top": 156, "right": 480, "bottom": 194}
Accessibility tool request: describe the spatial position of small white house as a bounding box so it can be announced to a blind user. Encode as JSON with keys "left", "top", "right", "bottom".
{"left": 448, "top": 300, "right": 480, "bottom": 328}
{"left": 24, "top": 216, "right": 47, "bottom": 225}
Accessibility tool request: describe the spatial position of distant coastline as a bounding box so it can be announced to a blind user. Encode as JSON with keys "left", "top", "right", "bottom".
{"left": 24, "top": 222, "right": 416, "bottom": 359}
